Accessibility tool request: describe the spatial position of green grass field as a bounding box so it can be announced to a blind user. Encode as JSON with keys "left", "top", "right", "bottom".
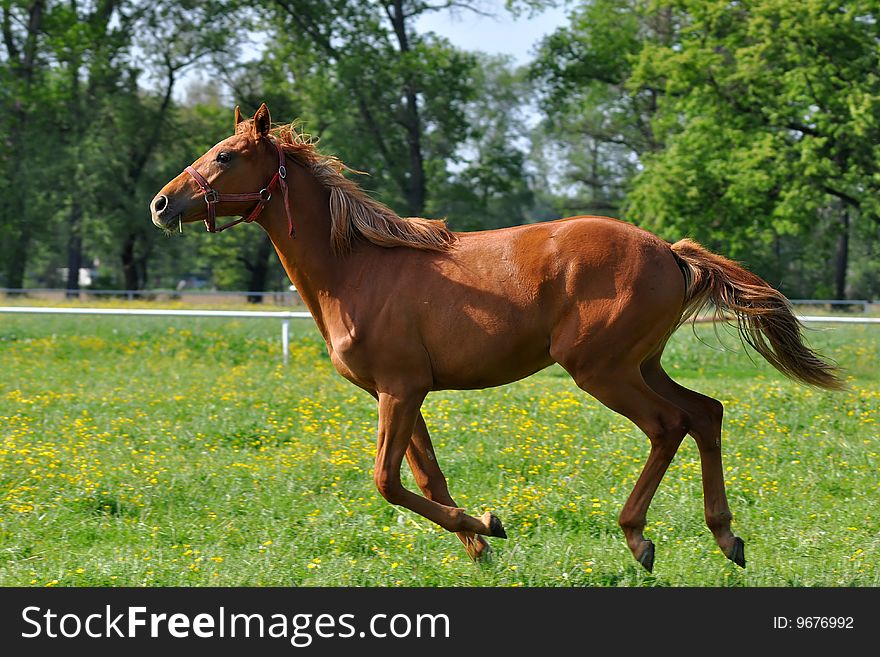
{"left": 0, "top": 310, "right": 877, "bottom": 587}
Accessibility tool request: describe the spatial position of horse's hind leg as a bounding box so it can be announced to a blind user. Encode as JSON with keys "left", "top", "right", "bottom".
{"left": 641, "top": 358, "right": 745, "bottom": 567}
{"left": 405, "top": 412, "right": 491, "bottom": 561}
{"left": 568, "top": 367, "right": 691, "bottom": 572}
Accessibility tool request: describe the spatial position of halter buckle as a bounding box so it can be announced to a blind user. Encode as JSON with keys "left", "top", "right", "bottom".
{"left": 204, "top": 190, "right": 220, "bottom": 203}
{"left": 259, "top": 188, "right": 272, "bottom": 202}
{"left": 278, "top": 165, "right": 287, "bottom": 179}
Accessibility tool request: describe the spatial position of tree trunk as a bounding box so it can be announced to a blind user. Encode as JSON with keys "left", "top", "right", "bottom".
{"left": 1, "top": 144, "right": 33, "bottom": 291}
{"left": 388, "top": 0, "right": 426, "bottom": 215}
{"left": 65, "top": 199, "right": 83, "bottom": 297}
{"left": 112, "top": 66, "right": 174, "bottom": 297}
{"left": 121, "top": 231, "right": 140, "bottom": 293}
{"left": 4, "top": 226, "right": 31, "bottom": 293}
{"left": 833, "top": 207, "right": 849, "bottom": 300}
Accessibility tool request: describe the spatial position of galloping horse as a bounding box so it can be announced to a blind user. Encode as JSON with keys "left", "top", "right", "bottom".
{"left": 150, "top": 104, "right": 841, "bottom": 572}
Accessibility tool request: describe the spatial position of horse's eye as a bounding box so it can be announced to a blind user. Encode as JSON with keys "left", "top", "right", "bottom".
{"left": 217, "top": 152, "right": 231, "bottom": 164}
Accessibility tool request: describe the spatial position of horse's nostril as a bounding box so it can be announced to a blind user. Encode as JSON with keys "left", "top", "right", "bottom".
{"left": 153, "top": 195, "right": 169, "bottom": 214}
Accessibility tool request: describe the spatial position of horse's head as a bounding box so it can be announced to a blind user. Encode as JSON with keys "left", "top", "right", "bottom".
{"left": 150, "top": 103, "right": 288, "bottom": 234}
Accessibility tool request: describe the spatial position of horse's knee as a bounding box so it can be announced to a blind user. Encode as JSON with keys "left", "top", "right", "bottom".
{"left": 700, "top": 397, "right": 724, "bottom": 435}
{"left": 373, "top": 470, "right": 404, "bottom": 504}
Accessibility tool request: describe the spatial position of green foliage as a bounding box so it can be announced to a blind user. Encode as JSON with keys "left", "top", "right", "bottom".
{"left": 624, "top": 0, "right": 880, "bottom": 294}
{"left": 0, "top": 0, "right": 263, "bottom": 291}
{"left": 3, "top": 0, "right": 879, "bottom": 299}
{"left": 248, "top": 0, "right": 479, "bottom": 216}
{"left": 525, "top": 0, "right": 880, "bottom": 298}
{"left": 530, "top": 0, "right": 663, "bottom": 214}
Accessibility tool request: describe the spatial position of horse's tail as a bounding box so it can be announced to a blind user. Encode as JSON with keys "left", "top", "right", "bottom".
{"left": 670, "top": 238, "right": 844, "bottom": 390}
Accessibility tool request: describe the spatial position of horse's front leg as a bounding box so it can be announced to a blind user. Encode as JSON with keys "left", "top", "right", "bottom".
{"left": 405, "top": 411, "right": 492, "bottom": 561}
{"left": 374, "top": 391, "right": 507, "bottom": 541}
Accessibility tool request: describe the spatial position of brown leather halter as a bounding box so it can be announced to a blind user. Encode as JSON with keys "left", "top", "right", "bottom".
{"left": 184, "top": 138, "right": 294, "bottom": 237}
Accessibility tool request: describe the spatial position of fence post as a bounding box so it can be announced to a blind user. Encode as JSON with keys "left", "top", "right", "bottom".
{"left": 282, "top": 319, "right": 290, "bottom": 366}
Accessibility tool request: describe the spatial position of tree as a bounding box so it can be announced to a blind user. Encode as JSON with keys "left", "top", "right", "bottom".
{"left": 429, "top": 54, "right": 536, "bottom": 230}
{"left": 249, "top": 0, "right": 479, "bottom": 217}
{"left": 47, "top": 0, "right": 133, "bottom": 296}
{"left": 1, "top": 0, "right": 49, "bottom": 290}
{"left": 625, "top": 0, "right": 880, "bottom": 298}
{"left": 0, "top": 1, "right": 246, "bottom": 292}
{"left": 103, "top": 0, "right": 242, "bottom": 292}
{"left": 530, "top": 0, "right": 671, "bottom": 215}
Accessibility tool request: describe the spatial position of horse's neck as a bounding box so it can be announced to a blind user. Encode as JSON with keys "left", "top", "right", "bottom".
{"left": 256, "top": 165, "right": 348, "bottom": 341}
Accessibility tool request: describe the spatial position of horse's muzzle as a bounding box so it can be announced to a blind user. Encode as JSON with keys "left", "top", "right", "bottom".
{"left": 150, "top": 194, "right": 180, "bottom": 229}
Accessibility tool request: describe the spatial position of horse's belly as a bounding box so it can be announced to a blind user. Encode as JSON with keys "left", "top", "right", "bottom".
{"left": 427, "top": 332, "right": 554, "bottom": 390}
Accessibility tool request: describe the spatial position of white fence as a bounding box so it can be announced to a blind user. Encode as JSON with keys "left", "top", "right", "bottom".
{"left": 0, "top": 287, "right": 299, "bottom": 305}
{"left": 0, "top": 306, "right": 312, "bottom": 365}
{"left": 796, "top": 315, "right": 880, "bottom": 324}
{"left": 0, "top": 305, "right": 877, "bottom": 365}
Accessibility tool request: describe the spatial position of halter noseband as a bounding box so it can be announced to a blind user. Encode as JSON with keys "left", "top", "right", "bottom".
{"left": 184, "top": 138, "right": 295, "bottom": 237}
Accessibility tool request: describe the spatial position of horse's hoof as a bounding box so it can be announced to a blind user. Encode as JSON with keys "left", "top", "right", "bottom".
{"left": 637, "top": 541, "right": 655, "bottom": 573}
{"left": 489, "top": 514, "right": 508, "bottom": 539}
{"left": 726, "top": 537, "right": 746, "bottom": 568}
{"left": 483, "top": 512, "right": 507, "bottom": 539}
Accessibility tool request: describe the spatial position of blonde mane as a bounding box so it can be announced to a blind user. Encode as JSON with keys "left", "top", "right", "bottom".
{"left": 246, "top": 121, "right": 456, "bottom": 255}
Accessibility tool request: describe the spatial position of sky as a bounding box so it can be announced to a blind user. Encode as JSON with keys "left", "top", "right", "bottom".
{"left": 415, "top": 3, "right": 570, "bottom": 66}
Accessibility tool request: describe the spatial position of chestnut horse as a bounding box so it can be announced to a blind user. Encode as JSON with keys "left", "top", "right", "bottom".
{"left": 151, "top": 104, "right": 841, "bottom": 572}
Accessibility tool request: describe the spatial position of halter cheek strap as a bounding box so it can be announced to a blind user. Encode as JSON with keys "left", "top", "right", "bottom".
{"left": 184, "top": 138, "right": 295, "bottom": 238}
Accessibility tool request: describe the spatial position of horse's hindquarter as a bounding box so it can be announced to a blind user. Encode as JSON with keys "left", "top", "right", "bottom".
{"left": 537, "top": 218, "right": 686, "bottom": 372}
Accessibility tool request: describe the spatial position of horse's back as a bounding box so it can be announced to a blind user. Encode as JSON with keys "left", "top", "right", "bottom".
{"left": 449, "top": 215, "right": 683, "bottom": 310}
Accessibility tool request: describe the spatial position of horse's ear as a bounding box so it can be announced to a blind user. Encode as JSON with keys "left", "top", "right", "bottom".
{"left": 252, "top": 103, "right": 271, "bottom": 140}
{"left": 234, "top": 105, "right": 244, "bottom": 130}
